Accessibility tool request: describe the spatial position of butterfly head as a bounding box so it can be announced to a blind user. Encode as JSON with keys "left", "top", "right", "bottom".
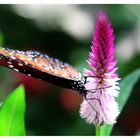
{"left": 71, "top": 76, "right": 102, "bottom": 98}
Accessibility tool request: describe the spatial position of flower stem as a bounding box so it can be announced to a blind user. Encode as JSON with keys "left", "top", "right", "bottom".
{"left": 96, "top": 125, "right": 101, "bottom": 136}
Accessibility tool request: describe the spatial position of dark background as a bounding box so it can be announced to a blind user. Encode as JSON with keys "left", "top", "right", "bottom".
{"left": 0, "top": 4, "right": 140, "bottom": 135}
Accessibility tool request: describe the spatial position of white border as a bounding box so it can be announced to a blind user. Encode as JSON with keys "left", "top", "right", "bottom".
{"left": 0, "top": 0, "right": 140, "bottom": 4}
{"left": 0, "top": 136, "right": 140, "bottom": 140}
{"left": 0, "top": 0, "right": 140, "bottom": 139}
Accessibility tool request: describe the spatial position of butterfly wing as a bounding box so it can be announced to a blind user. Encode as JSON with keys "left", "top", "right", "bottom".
{"left": 0, "top": 48, "right": 82, "bottom": 89}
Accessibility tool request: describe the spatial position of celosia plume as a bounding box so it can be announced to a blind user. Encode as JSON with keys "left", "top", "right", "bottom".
{"left": 80, "top": 11, "right": 120, "bottom": 125}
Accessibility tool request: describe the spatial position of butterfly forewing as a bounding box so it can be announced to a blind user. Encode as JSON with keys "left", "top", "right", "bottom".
{"left": 0, "top": 47, "right": 82, "bottom": 89}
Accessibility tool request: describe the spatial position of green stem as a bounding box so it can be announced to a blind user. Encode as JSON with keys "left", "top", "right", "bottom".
{"left": 96, "top": 125, "right": 101, "bottom": 136}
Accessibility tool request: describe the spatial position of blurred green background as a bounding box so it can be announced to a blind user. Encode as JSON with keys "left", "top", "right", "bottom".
{"left": 0, "top": 4, "right": 140, "bottom": 136}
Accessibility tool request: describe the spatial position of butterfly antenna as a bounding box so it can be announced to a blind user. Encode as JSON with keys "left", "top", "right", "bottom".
{"left": 83, "top": 96, "right": 104, "bottom": 124}
{"left": 86, "top": 98, "right": 100, "bottom": 116}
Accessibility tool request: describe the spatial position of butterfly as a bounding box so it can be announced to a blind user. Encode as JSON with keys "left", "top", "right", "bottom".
{"left": 0, "top": 47, "right": 106, "bottom": 114}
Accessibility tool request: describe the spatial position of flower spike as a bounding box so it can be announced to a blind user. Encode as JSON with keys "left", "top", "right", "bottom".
{"left": 80, "top": 11, "right": 120, "bottom": 125}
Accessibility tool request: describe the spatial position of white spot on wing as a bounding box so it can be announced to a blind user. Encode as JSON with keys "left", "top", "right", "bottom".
{"left": 7, "top": 61, "right": 12, "bottom": 64}
{"left": 19, "top": 57, "right": 25, "bottom": 60}
{"left": 14, "top": 68, "right": 19, "bottom": 72}
{"left": 18, "top": 63, "right": 23, "bottom": 66}
{"left": 11, "top": 56, "right": 16, "bottom": 60}
{"left": 34, "top": 58, "right": 38, "bottom": 63}
{"left": 24, "top": 62, "right": 28, "bottom": 65}
{"left": 9, "top": 65, "right": 14, "bottom": 68}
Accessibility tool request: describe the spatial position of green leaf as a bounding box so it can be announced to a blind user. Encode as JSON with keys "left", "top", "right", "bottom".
{"left": 0, "top": 85, "right": 26, "bottom": 136}
{"left": 101, "top": 68, "right": 140, "bottom": 136}
{"left": 0, "top": 32, "right": 4, "bottom": 46}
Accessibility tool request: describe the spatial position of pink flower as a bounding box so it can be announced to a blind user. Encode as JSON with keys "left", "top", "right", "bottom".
{"left": 80, "top": 11, "right": 120, "bottom": 125}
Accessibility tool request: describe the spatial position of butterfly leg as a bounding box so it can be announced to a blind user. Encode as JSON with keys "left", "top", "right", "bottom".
{"left": 84, "top": 93, "right": 104, "bottom": 123}
{"left": 84, "top": 94, "right": 101, "bottom": 106}
{"left": 82, "top": 93, "right": 102, "bottom": 116}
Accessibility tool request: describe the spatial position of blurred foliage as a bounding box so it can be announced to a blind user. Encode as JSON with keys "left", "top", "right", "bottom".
{"left": 0, "top": 4, "right": 140, "bottom": 136}
{"left": 102, "top": 69, "right": 140, "bottom": 135}
{"left": 0, "top": 32, "right": 4, "bottom": 46}
{"left": 0, "top": 85, "right": 25, "bottom": 136}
